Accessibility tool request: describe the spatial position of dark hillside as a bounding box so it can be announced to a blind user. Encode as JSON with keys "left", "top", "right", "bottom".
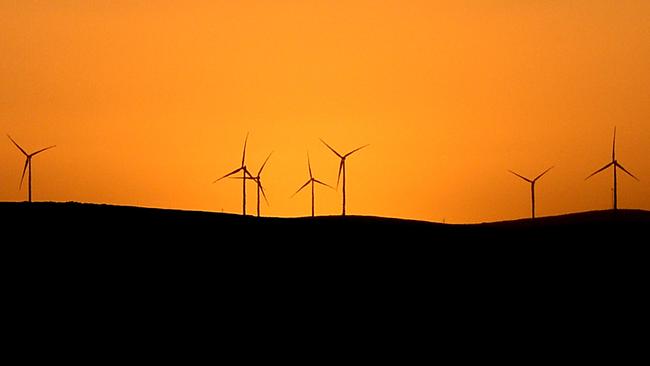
{"left": 3, "top": 202, "right": 644, "bottom": 341}
{"left": 3, "top": 201, "right": 647, "bottom": 242}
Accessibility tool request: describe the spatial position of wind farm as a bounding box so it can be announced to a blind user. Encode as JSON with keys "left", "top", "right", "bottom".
{"left": 2, "top": 129, "right": 646, "bottom": 224}
{"left": 1, "top": 1, "right": 649, "bottom": 228}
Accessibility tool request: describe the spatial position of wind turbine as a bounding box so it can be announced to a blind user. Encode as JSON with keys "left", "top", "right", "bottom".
{"left": 7, "top": 135, "right": 56, "bottom": 203}
{"left": 586, "top": 127, "right": 639, "bottom": 210}
{"left": 231, "top": 152, "right": 273, "bottom": 217}
{"left": 214, "top": 133, "right": 252, "bottom": 215}
{"left": 320, "top": 139, "right": 368, "bottom": 216}
{"left": 292, "top": 153, "right": 333, "bottom": 217}
{"left": 508, "top": 166, "right": 553, "bottom": 219}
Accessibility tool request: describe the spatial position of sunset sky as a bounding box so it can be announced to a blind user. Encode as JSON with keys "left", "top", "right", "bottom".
{"left": 1, "top": 1, "right": 649, "bottom": 223}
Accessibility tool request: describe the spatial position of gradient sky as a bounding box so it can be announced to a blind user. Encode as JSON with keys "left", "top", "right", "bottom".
{"left": 1, "top": 1, "right": 649, "bottom": 223}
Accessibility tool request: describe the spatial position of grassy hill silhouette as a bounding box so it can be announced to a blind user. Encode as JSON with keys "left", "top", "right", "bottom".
{"left": 5, "top": 200, "right": 645, "bottom": 310}
{"left": 5, "top": 201, "right": 644, "bottom": 337}
{"left": 3, "top": 201, "right": 648, "bottom": 243}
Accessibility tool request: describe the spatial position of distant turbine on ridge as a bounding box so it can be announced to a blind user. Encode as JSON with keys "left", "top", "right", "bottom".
{"left": 320, "top": 139, "right": 368, "bottom": 216}
{"left": 508, "top": 166, "right": 553, "bottom": 219}
{"left": 214, "top": 133, "right": 252, "bottom": 215}
{"left": 292, "top": 152, "right": 333, "bottom": 217}
{"left": 586, "top": 127, "right": 639, "bottom": 210}
{"left": 8, "top": 135, "right": 56, "bottom": 203}
{"left": 231, "top": 152, "right": 273, "bottom": 217}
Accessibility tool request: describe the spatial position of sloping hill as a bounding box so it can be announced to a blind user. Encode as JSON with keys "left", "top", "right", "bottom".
{"left": 4, "top": 201, "right": 644, "bottom": 332}
{"left": 3, "top": 201, "right": 648, "bottom": 243}
{"left": 7, "top": 201, "right": 646, "bottom": 290}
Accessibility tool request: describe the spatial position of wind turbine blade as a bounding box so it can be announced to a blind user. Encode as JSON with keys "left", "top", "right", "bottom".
{"left": 214, "top": 167, "right": 243, "bottom": 182}
{"left": 291, "top": 180, "right": 311, "bottom": 197}
{"left": 336, "top": 160, "right": 343, "bottom": 189}
{"left": 314, "top": 179, "right": 334, "bottom": 189}
{"left": 320, "top": 138, "right": 343, "bottom": 158}
{"left": 344, "top": 144, "right": 369, "bottom": 158}
{"left": 616, "top": 162, "right": 639, "bottom": 181}
{"left": 259, "top": 182, "right": 269, "bottom": 205}
{"left": 612, "top": 126, "right": 616, "bottom": 161}
{"left": 228, "top": 176, "right": 254, "bottom": 180}
{"left": 533, "top": 166, "right": 554, "bottom": 182}
{"left": 585, "top": 161, "right": 614, "bottom": 180}
{"left": 508, "top": 170, "right": 532, "bottom": 183}
{"left": 258, "top": 151, "right": 273, "bottom": 176}
{"left": 243, "top": 166, "right": 254, "bottom": 178}
{"left": 7, "top": 135, "right": 28, "bottom": 156}
{"left": 241, "top": 132, "right": 249, "bottom": 167}
{"left": 19, "top": 158, "right": 28, "bottom": 189}
{"left": 31, "top": 145, "right": 56, "bottom": 156}
{"left": 307, "top": 152, "right": 313, "bottom": 179}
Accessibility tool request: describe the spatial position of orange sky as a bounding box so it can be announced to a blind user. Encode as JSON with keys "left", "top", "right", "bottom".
{"left": 1, "top": 1, "right": 649, "bottom": 223}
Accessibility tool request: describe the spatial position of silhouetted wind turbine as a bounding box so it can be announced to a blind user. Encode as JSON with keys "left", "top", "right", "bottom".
{"left": 508, "top": 166, "right": 553, "bottom": 219}
{"left": 320, "top": 139, "right": 368, "bottom": 216}
{"left": 7, "top": 135, "right": 55, "bottom": 203}
{"left": 586, "top": 127, "right": 639, "bottom": 210}
{"left": 214, "top": 133, "right": 252, "bottom": 215}
{"left": 292, "top": 153, "right": 333, "bottom": 217}
{"left": 231, "top": 152, "right": 273, "bottom": 217}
